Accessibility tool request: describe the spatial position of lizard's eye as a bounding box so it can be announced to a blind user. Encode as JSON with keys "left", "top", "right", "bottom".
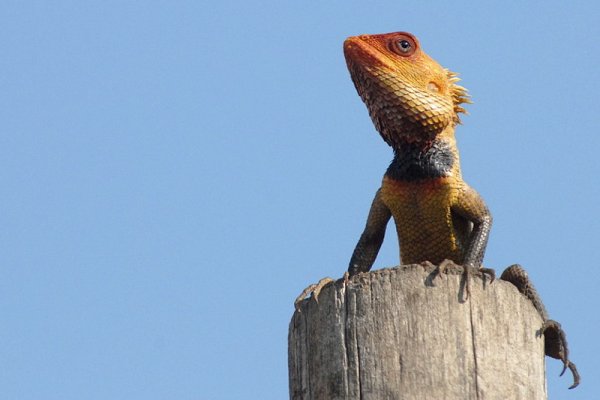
{"left": 398, "top": 40, "right": 411, "bottom": 52}
{"left": 388, "top": 34, "right": 417, "bottom": 57}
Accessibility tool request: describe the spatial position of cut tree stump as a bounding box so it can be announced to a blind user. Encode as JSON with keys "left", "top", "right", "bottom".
{"left": 288, "top": 264, "right": 547, "bottom": 400}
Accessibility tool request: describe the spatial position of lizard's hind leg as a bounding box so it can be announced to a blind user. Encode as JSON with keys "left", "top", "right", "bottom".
{"left": 501, "top": 264, "right": 580, "bottom": 389}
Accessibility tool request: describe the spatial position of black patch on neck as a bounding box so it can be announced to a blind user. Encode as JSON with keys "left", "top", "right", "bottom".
{"left": 385, "top": 140, "right": 455, "bottom": 182}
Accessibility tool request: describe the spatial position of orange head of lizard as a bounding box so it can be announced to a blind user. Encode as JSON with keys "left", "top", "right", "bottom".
{"left": 343, "top": 32, "right": 470, "bottom": 148}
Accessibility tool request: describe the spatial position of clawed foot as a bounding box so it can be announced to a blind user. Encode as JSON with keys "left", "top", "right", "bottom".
{"left": 541, "top": 319, "right": 580, "bottom": 389}
{"left": 294, "top": 277, "right": 335, "bottom": 312}
{"left": 432, "top": 259, "right": 456, "bottom": 280}
{"left": 432, "top": 260, "right": 495, "bottom": 300}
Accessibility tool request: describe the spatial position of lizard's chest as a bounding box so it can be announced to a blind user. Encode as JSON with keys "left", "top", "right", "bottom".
{"left": 380, "top": 175, "right": 464, "bottom": 264}
{"left": 380, "top": 175, "right": 457, "bottom": 220}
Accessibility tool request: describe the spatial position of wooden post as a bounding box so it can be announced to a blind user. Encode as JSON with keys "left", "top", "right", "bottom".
{"left": 288, "top": 264, "right": 547, "bottom": 400}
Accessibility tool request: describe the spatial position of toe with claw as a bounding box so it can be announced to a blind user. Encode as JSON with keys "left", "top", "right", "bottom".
{"left": 479, "top": 266, "right": 495, "bottom": 283}
{"left": 432, "top": 259, "right": 456, "bottom": 283}
{"left": 294, "top": 277, "right": 335, "bottom": 312}
{"left": 541, "top": 319, "right": 580, "bottom": 389}
{"left": 463, "top": 263, "right": 495, "bottom": 300}
{"left": 429, "top": 260, "right": 495, "bottom": 300}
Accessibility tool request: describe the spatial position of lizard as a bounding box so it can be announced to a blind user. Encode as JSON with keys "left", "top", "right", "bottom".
{"left": 294, "top": 31, "right": 579, "bottom": 389}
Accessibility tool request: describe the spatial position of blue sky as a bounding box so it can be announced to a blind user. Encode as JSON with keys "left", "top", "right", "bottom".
{"left": 1, "top": 1, "right": 599, "bottom": 399}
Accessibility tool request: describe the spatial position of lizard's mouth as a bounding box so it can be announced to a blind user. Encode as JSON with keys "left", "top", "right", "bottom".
{"left": 344, "top": 35, "right": 392, "bottom": 71}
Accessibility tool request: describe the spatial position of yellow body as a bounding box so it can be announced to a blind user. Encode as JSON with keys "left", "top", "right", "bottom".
{"left": 381, "top": 174, "right": 474, "bottom": 265}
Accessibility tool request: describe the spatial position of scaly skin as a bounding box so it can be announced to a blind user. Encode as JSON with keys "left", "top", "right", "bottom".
{"left": 344, "top": 32, "right": 491, "bottom": 279}
{"left": 343, "top": 31, "right": 578, "bottom": 388}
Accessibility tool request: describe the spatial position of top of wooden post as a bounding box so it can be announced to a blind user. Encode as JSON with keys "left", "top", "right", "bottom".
{"left": 289, "top": 264, "right": 547, "bottom": 400}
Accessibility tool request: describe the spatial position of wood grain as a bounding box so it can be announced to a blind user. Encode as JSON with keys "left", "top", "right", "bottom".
{"left": 289, "top": 264, "right": 546, "bottom": 400}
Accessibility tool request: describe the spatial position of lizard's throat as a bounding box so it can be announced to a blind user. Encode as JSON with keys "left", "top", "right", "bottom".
{"left": 349, "top": 65, "right": 457, "bottom": 147}
{"left": 385, "top": 139, "right": 457, "bottom": 182}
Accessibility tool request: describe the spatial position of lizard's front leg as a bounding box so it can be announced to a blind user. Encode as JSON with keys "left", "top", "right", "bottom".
{"left": 501, "top": 264, "right": 580, "bottom": 389}
{"left": 448, "top": 186, "right": 494, "bottom": 299}
{"left": 348, "top": 188, "right": 391, "bottom": 276}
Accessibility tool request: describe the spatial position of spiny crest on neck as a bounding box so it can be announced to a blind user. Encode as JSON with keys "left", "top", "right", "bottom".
{"left": 446, "top": 69, "right": 471, "bottom": 122}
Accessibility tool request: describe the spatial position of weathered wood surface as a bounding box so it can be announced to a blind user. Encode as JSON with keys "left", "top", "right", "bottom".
{"left": 289, "top": 264, "right": 547, "bottom": 400}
